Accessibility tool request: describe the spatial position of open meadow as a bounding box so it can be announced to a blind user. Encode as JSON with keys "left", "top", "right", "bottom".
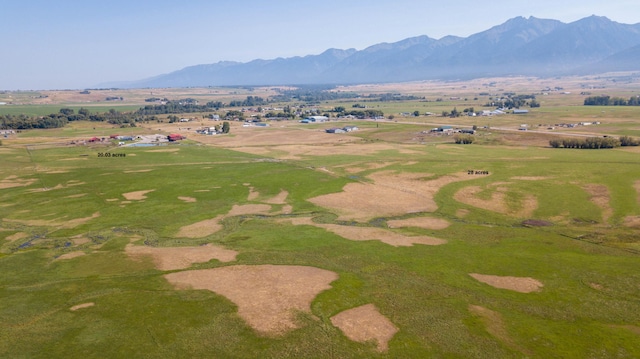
{"left": 1, "top": 76, "right": 640, "bottom": 358}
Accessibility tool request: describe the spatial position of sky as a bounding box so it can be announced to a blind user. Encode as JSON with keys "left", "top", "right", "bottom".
{"left": 2, "top": 0, "right": 639, "bottom": 90}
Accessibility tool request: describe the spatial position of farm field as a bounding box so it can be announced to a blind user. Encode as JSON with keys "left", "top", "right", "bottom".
{"left": 1, "top": 77, "right": 640, "bottom": 358}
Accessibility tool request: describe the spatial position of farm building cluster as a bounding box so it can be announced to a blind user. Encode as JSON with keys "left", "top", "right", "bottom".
{"left": 325, "top": 126, "right": 359, "bottom": 134}
{"left": 426, "top": 126, "right": 476, "bottom": 135}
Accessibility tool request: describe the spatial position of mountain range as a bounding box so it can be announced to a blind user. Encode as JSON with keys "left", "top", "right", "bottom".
{"left": 118, "top": 15, "right": 640, "bottom": 88}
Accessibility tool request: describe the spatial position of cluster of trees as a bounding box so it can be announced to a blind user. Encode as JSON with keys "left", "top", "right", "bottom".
{"left": 583, "top": 95, "right": 640, "bottom": 106}
{"left": 135, "top": 100, "right": 219, "bottom": 115}
{"left": 0, "top": 107, "right": 156, "bottom": 129}
{"left": 0, "top": 113, "right": 68, "bottom": 129}
{"left": 365, "top": 93, "right": 425, "bottom": 101}
{"left": 229, "top": 96, "right": 267, "bottom": 107}
{"left": 331, "top": 107, "right": 384, "bottom": 119}
{"left": 442, "top": 107, "right": 462, "bottom": 117}
{"left": 548, "top": 136, "right": 640, "bottom": 149}
{"left": 271, "top": 86, "right": 359, "bottom": 103}
{"left": 486, "top": 94, "right": 540, "bottom": 108}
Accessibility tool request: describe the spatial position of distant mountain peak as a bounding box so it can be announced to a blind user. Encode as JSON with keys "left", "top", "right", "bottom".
{"left": 116, "top": 15, "right": 640, "bottom": 88}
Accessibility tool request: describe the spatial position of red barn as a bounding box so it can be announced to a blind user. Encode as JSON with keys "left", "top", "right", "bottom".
{"left": 167, "top": 134, "right": 185, "bottom": 142}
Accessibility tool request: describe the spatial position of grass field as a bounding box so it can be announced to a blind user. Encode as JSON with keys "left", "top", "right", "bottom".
{"left": 1, "top": 78, "right": 639, "bottom": 358}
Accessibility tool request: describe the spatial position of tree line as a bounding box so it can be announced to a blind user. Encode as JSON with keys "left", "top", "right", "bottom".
{"left": 584, "top": 95, "right": 640, "bottom": 106}
{"left": 549, "top": 136, "right": 639, "bottom": 149}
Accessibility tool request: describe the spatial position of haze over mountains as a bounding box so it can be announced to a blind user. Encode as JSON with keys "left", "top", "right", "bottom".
{"left": 118, "top": 15, "right": 640, "bottom": 88}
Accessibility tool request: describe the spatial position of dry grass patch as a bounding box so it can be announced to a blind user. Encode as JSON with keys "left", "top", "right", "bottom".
{"left": 175, "top": 214, "right": 225, "bottom": 238}
{"left": 228, "top": 142, "right": 420, "bottom": 160}
{"left": 6, "top": 232, "right": 28, "bottom": 242}
{"left": 64, "top": 193, "right": 87, "bottom": 198}
{"left": 178, "top": 196, "right": 197, "bottom": 203}
{"left": 126, "top": 243, "right": 237, "bottom": 270}
{"left": 309, "top": 171, "right": 471, "bottom": 222}
{"left": 145, "top": 148, "right": 180, "bottom": 153}
{"left": 610, "top": 325, "right": 640, "bottom": 336}
{"left": 511, "top": 176, "right": 551, "bottom": 181}
{"left": 623, "top": 216, "right": 640, "bottom": 228}
{"left": 468, "top": 305, "right": 531, "bottom": 356}
{"left": 3, "top": 212, "right": 100, "bottom": 229}
{"left": 330, "top": 304, "right": 398, "bottom": 352}
{"left": 387, "top": 217, "right": 451, "bottom": 230}
{"left": 70, "top": 303, "right": 95, "bottom": 311}
{"left": 71, "top": 234, "right": 91, "bottom": 245}
{"left": 454, "top": 184, "right": 537, "bottom": 218}
{"left": 264, "top": 189, "right": 288, "bottom": 204}
{"left": 634, "top": 180, "right": 640, "bottom": 205}
{"left": 227, "top": 204, "right": 272, "bottom": 217}
{"left": 164, "top": 265, "right": 338, "bottom": 335}
{"left": 342, "top": 161, "right": 395, "bottom": 174}
{"left": 0, "top": 175, "right": 36, "bottom": 189}
{"left": 123, "top": 169, "right": 153, "bottom": 173}
{"left": 246, "top": 186, "right": 259, "bottom": 201}
{"left": 122, "top": 189, "right": 155, "bottom": 200}
{"left": 56, "top": 251, "right": 86, "bottom": 260}
{"left": 469, "top": 273, "right": 543, "bottom": 293}
{"left": 583, "top": 184, "right": 613, "bottom": 223}
{"left": 281, "top": 217, "right": 446, "bottom": 247}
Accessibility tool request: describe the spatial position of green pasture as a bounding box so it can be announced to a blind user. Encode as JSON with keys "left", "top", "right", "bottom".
{"left": 1, "top": 124, "right": 639, "bottom": 359}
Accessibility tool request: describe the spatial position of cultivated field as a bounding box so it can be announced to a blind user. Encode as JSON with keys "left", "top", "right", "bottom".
{"left": 1, "top": 76, "right": 640, "bottom": 358}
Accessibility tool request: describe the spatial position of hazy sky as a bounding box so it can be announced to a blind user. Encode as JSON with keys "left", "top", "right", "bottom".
{"left": 2, "top": 0, "right": 639, "bottom": 90}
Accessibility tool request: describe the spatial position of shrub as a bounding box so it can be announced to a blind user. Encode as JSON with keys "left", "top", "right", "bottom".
{"left": 454, "top": 134, "right": 474, "bottom": 144}
{"left": 620, "top": 136, "right": 640, "bottom": 146}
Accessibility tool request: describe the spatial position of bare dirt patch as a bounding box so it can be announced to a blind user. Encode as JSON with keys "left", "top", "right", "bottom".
{"left": 175, "top": 214, "right": 225, "bottom": 238}
{"left": 70, "top": 302, "right": 95, "bottom": 311}
{"left": 309, "top": 171, "right": 471, "bottom": 222}
{"left": 583, "top": 184, "right": 613, "bottom": 223}
{"left": 178, "top": 196, "right": 197, "bottom": 203}
{"left": 469, "top": 273, "right": 543, "bottom": 293}
{"left": 164, "top": 265, "right": 338, "bottom": 335}
{"left": 387, "top": 217, "right": 451, "bottom": 230}
{"left": 330, "top": 304, "right": 398, "bottom": 352}
{"left": 281, "top": 217, "right": 445, "bottom": 247}
{"left": 56, "top": 251, "right": 86, "bottom": 260}
{"left": 468, "top": 305, "right": 531, "bottom": 355}
{"left": 122, "top": 189, "right": 155, "bottom": 201}
{"left": 126, "top": 243, "right": 237, "bottom": 270}
{"left": 634, "top": 180, "right": 640, "bottom": 205}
